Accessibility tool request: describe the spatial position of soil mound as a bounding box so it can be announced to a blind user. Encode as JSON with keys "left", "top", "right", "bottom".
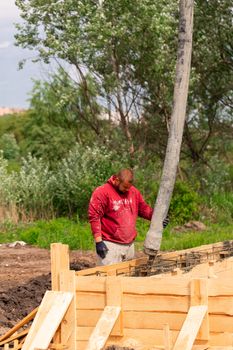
{"left": 0, "top": 259, "right": 95, "bottom": 330}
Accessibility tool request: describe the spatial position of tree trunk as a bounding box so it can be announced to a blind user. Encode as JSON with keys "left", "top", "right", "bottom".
{"left": 144, "top": 0, "right": 194, "bottom": 255}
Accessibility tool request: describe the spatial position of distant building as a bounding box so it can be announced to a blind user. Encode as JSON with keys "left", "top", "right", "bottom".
{"left": 0, "top": 107, "right": 26, "bottom": 116}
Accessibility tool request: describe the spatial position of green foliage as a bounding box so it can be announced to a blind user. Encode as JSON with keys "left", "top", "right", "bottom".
{"left": 0, "top": 152, "right": 16, "bottom": 205}
{"left": 18, "top": 218, "right": 94, "bottom": 250}
{"left": 0, "top": 133, "right": 20, "bottom": 160}
{"left": 19, "top": 69, "right": 114, "bottom": 165}
{"left": 199, "top": 157, "right": 233, "bottom": 195}
{"left": 169, "top": 181, "right": 200, "bottom": 224}
{"left": 53, "top": 144, "right": 120, "bottom": 217}
{"left": 205, "top": 192, "right": 233, "bottom": 225}
{"left": 14, "top": 0, "right": 233, "bottom": 163}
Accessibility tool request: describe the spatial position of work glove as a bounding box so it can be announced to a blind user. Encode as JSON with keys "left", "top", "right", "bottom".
{"left": 163, "top": 216, "right": 169, "bottom": 228}
{"left": 96, "top": 241, "right": 109, "bottom": 259}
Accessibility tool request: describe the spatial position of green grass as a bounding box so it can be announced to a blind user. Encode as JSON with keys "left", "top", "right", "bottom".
{"left": 0, "top": 218, "right": 94, "bottom": 250}
{"left": 0, "top": 217, "right": 232, "bottom": 252}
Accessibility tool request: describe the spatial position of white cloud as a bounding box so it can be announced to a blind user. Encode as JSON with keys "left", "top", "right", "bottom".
{"left": 0, "top": 41, "right": 11, "bottom": 49}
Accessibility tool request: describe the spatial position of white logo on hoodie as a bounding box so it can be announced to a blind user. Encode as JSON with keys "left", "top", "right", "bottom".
{"left": 112, "top": 198, "right": 132, "bottom": 211}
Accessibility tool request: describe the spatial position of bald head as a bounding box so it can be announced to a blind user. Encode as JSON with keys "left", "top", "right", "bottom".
{"left": 114, "top": 169, "right": 134, "bottom": 193}
{"left": 117, "top": 169, "right": 134, "bottom": 182}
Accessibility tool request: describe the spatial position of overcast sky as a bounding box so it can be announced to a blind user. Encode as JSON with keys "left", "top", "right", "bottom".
{"left": 0, "top": 0, "right": 50, "bottom": 108}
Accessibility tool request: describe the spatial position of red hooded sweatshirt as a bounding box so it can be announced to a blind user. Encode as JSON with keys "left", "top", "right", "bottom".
{"left": 88, "top": 176, "right": 153, "bottom": 244}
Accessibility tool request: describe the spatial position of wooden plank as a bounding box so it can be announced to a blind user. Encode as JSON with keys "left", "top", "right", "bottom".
{"left": 106, "top": 277, "right": 123, "bottom": 336}
{"left": 163, "top": 323, "right": 171, "bottom": 350}
{"left": 124, "top": 310, "right": 185, "bottom": 330}
{"left": 76, "top": 326, "right": 179, "bottom": 345}
{"left": 173, "top": 305, "right": 207, "bottom": 350}
{"left": 0, "top": 308, "right": 38, "bottom": 342}
{"left": 22, "top": 291, "right": 73, "bottom": 350}
{"left": 76, "top": 310, "right": 103, "bottom": 327}
{"left": 123, "top": 294, "right": 189, "bottom": 312}
{"left": 76, "top": 257, "right": 148, "bottom": 276}
{"left": 51, "top": 243, "right": 69, "bottom": 291}
{"left": 86, "top": 306, "right": 121, "bottom": 350}
{"left": 209, "top": 296, "right": 233, "bottom": 315}
{"left": 76, "top": 309, "right": 233, "bottom": 333}
{"left": 76, "top": 292, "right": 105, "bottom": 309}
{"left": 76, "top": 276, "right": 106, "bottom": 292}
{"left": 76, "top": 309, "right": 185, "bottom": 329}
{"left": 208, "top": 278, "right": 233, "bottom": 296}
{"left": 209, "top": 314, "right": 233, "bottom": 333}
{"left": 190, "top": 279, "right": 209, "bottom": 341}
{"left": 209, "top": 332, "right": 233, "bottom": 346}
{"left": 122, "top": 277, "right": 190, "bottom": 295}
{"left": 77, "top": 329, "right": 233, "bottom": 349}
{"left": 0, "top": 329, "right": 29, "bottom": 346}
{"left": 59, "top": 270, "right": 76, "bottom": 350}
{"left": 75, "top": 276, "right": 191, "bottom": 295}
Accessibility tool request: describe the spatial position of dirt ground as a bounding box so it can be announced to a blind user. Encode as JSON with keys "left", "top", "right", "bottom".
{"left": 0, "top": 243, "right": 98, "bottom": 336}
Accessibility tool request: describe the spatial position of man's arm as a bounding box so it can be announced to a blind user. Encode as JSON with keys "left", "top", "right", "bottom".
{"left": 137, "top": 191, "right": 153, "bottom": 220}
{"left": 88, "top": 188, "right": 109, "bottom": 258}
{"left": 138, "top": 191, "right": 169, "bottom": 228}
{"left": 88, "top": 188, "right": 106, "bottom": 242}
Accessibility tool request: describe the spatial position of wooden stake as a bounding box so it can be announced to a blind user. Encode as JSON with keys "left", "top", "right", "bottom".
{"left": 86, "top": 306, "right": 121, "bottom": 350}
{"left": 106, "top": 277, "right": 123, "bottom": 336}
{"left": 51, "top": 243, "right": 70, "bottom": 291}
{"left": 173, "top": 305, "right": 207, "bottom": 350}
{"left": 163, "top": 323, "right": 171, "bottom": 350}
{"left": 59, "top": 270, "right": 76, "bottom": 350}
{"left": 190, "top": 279, "right": 209, "bottom": 341}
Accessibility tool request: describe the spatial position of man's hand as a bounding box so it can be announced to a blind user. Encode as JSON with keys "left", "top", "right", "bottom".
{"left": 163, "top": 216, "right": 169, "bottom": 228}
{"left": 96, "top": 241, "right": 109, "bottom": 259}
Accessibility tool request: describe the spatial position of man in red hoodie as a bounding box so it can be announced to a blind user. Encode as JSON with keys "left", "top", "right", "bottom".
{"left": 88, "top": 169, "right": 168, "bottom": 265}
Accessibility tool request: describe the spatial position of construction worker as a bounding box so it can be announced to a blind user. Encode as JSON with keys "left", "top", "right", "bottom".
{"left": 88, "top": 169, "right": 169, "bottom": 265}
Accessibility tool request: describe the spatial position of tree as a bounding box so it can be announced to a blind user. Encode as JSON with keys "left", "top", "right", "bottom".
{"left": 15, "top": 0, "right": 177, "bottom": 155}
{"left": 15, "top": 0, "right": 232, "bottom": 166}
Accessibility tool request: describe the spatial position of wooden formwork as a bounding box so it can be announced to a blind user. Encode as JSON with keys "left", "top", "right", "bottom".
{"left": 1, "top": 241, "right": 233, "bottom": 350}
{"left": 50, "top": 241, "right": 233, "bottom": 350}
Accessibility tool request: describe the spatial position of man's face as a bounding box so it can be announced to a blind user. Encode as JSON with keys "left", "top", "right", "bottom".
{"left": 117, "top": 179, "right": 133, "bottom": 193}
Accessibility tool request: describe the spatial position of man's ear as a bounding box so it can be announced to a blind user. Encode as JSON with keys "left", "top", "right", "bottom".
{"left": 114, "top": 176, "right": 120, "bottom": 185}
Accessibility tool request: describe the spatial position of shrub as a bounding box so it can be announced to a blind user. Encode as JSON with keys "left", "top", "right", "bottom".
{"left": 169, "top": 181, "right": 200, "bottom": 224}
{"left": 13, "top": 154, "right": 55, "bottom": 219}
{"left": 53, "top": 144, "right": 119, "bottom": 217}
{"left": 0, "top": 133, "right": 20, "bottom": 160}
